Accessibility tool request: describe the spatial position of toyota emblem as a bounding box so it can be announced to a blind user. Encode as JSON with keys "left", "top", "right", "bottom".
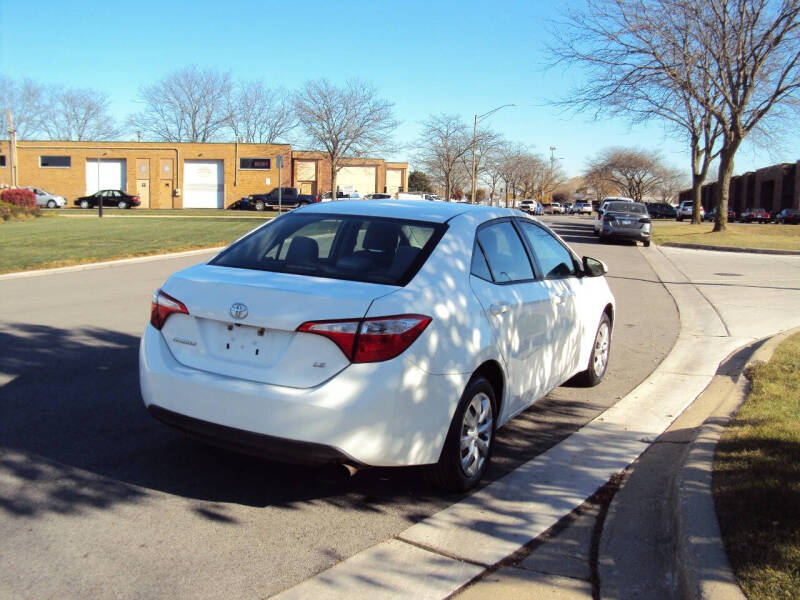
{"left": 230, "top": 302, "right": 248, "bottom": 320}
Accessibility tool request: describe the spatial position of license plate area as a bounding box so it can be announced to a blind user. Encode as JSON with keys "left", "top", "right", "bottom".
{"left": 621, "top": 219, "right": 631, "bottom": 226}
{"left": 199, "top": 319, "right": 294, "bottom": 367}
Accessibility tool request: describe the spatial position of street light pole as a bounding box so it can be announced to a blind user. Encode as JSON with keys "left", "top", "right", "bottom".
{"left": 470, "top": 103, "right": 516, "bottom": 204}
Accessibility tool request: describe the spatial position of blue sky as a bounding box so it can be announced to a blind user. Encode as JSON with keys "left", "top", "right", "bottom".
{"left": 1, "top": 0, "right": 797, "bottom": 179}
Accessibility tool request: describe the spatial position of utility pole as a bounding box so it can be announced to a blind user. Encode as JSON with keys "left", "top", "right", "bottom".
{"left": 470, "top": 104, "right": 516, "bottom": 204}
{"left": 7, "top": 110, "right": 18, "bottom": 187}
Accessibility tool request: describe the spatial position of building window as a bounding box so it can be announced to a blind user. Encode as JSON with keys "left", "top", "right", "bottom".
{"left": 40, "top": 156, "right": 71, "bottom": 168}
{"left": 239, "top": 157, "right": 271, "bottom": 170}
{"left": 0, "top": 155, "right": 6, "bottom": 167}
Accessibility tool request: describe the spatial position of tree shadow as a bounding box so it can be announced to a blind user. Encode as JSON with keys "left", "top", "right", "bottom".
{"left": 0, "top": 321, "right": 608, "bottom": 521}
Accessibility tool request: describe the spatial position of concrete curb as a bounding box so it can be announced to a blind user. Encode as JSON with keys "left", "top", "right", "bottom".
{"left": 674, "top": 326, "right": 800, "bottom": 600}
{"left": 659, "top": 241, "right": 800, "bottom": 255}
{"left": 0, "top": 246, "right": 224, "bottom": 281}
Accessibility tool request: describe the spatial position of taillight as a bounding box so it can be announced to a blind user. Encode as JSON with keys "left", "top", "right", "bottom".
{"left": 150, "top": 289, "right": 189, "bottom": 330}
{"left": 314, "top": 195, "right": 320, "bottom": 203}
{"left": 297, "top": 314, "right": 432, "bottom": 363}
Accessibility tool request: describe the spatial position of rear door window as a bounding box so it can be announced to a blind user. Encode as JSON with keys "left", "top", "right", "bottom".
{"left": 476, "top": 221, "right": 534, "bottom": 282}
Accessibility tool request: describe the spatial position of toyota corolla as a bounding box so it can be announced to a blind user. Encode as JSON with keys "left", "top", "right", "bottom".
{"left": 140, "top": 200, "right": 615, "bottom": 491}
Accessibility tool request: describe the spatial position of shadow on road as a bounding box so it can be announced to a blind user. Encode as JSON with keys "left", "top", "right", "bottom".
{"left": 0, "top": 322, "right": 602, "bottom": 522}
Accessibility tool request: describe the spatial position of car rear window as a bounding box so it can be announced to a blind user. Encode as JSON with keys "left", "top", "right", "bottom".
{"left": 210, "top": 213, "right": 446, "bottom": 286}
{"left": 607, "top": 202, "right": 647, "bottom": 214}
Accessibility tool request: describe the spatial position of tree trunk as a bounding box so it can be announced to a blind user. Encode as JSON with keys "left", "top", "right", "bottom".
{"left": 691, "top": 171, "right": 703, "bottom": 225}
{"left": 331, "top": 163, "right": 337, "bottom": 202}
{"left": 714, "top": 143, "right": 738, "bottom": 232}
{"left": 445, "top": 176, "right": 452, "bottom": 203}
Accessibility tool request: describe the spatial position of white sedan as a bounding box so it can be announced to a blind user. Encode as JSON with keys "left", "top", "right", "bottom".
{"left": 25, "top": 187, "right": 66, "bottom": 208}
{"left": 140, "top": 201, "right": 615, "bottom": 491}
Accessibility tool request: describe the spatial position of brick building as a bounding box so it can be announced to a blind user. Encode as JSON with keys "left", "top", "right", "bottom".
{"left": 678, "top": 160, "right": 800, "bottom": 215}
{"left": 0, "top": 140, "right": 407, "bottom": 208}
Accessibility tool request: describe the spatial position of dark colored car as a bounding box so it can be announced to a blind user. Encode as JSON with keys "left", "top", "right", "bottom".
{"left": 645, "top": 202, "right": 677, "bottom": 219}
{"left": 230, "top": 187, "right": 318, "bottom": 211}
{"left": 74, "top": 189, "right": 140, "bottom": 209}
{"left": 772, "top": 208, "right": 800, "bottom": 224}
{"left": 738, "top": 207, "right": 771, "bottom": 223}
{"left": 599, "top": 201, "right": 651, "bottom": 246}
{"left": 703, "top": 207, "right": 736, "bottom": 222}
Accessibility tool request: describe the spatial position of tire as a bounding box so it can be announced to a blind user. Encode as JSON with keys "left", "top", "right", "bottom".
{"left": 118, "top": 201, "right": 128, "bottom": 209}
{"left": 80, "top": 200, "right": 90, "bottom": 209}
{"left": 428, "top": 376, "right": 496, "bottom": 492}
{"left": 574, "top": 313, "right": 612, "bottom": 387}
{"left": 46, "top": 200, "right": 56, "bottom": 208}
{"left": 254, "top": 200, "right": 265, "bottom": 211}
{"left": 676, "top": 216, "right": 683, "bottom": 222}
{"left": 643, "top": 240, "right": 651, "bottom": 247}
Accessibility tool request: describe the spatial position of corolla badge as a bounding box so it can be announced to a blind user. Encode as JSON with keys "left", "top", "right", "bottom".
{"left": 230, "top": 302, "right": 248, "bottom": 320}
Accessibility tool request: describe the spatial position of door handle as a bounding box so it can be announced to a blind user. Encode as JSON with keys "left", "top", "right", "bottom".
{"left": 490, "top": 302, "right": 510, "bottom": 315}
{"left": 554, "top": 293, "right": 567, "bottom": 305}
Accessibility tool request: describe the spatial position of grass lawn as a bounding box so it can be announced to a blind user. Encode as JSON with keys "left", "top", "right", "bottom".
{"left": 57, "top": 207, "right": 279, "bottom": 218}
{"left": 650, "top": 221, "right": 800, "bottom": 251}
{"left": 0, "top": 215, "right": 269, "bottom": 273}
{"left": 713, "top": 332, "right": 800, "bottom": 599}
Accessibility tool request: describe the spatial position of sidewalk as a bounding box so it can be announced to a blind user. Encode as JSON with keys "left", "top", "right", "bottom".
{"left": 272, "top": 245, "right": 800, "bottom": 599}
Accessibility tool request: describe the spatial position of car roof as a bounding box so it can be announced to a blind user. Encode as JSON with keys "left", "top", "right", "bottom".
{"left": 296, "top": 199, "right": 515, "bottom": 223}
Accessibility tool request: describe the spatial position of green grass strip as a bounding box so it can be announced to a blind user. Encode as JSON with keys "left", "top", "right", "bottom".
{"left": 714, "top": 332, "right": 800, "bottom": 599}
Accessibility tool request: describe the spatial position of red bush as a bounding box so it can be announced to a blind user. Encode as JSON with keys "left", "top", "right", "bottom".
{"left": 1, "top": 188, "right": 36, "bottom": 208}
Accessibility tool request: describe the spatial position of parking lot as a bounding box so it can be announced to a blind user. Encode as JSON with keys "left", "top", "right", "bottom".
{"left": 0, "top": 216, "right": 679, "bottom": 598}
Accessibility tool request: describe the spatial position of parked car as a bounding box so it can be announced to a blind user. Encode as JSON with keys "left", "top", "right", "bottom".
{"left": 25, "top": 187, "right": 66, "bottom": 208}
{"left": 594, "top": 197, "right": 634, "bottom": 233}
{"left": 645, "top": 202, "right": 677, "bottom": 219}
{"left": 364, "top": 193, "right": 393, "bottom": 200}
{"left": 573, "top": 202, "right": 592, "bottom": 215}
{"left": 598, "top": 201, "right": 651, "bottom": 246}
{"left": 703, "top": 207, "right": 736, "bottom": 222}
{"left": 518, "top": 200, "right": 538, "bottom": 214}
{"left": 772, "top": 208, "right": 800, "bottom": 224}
{"left": 562, "top": 202, "right": 573, "bottom": 214}
{"left": 550, "top": 202, "right": 564, "bottom": 214}
{"left": 676, "top": 200, "right": 704, "bottom": 221}
{"left": 234, "top": 187, "right": 318, "bottom": 211}
{"left": 738, "top": 207, "right": 771, "bottom": 223}
{"left": 321, "top": 191, "right": 362, "bottom": 201}
{"left": 74, "top": 189, "right": 140, "bottom": 209}
{"left": 140, "top": 201, "right": 615, "bottom": 492}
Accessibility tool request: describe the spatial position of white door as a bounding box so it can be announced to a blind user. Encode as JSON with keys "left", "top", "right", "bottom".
{"left": 85, "top": 159, "right": 126, "bottom": 195}
{"left": 338, "top": 166, "right": 376, "bottom": 195}
{"left": 386, "top": 169, "right": 402, "bottom": 194}
{"left": 469, "top": 220, "right": 556, "bottom": 418}
{"left": 184, "top": 160, "right": 224, "bottom": 208}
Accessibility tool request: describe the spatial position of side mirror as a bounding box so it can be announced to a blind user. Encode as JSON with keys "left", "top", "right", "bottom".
{"left": 582, "top": 256, "right": 608, "bottom": 277}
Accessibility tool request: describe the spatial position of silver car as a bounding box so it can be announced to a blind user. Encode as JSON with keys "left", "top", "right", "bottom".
{"left": 598, "top": 201, "right": 652, "bottom": 246}
{"left": 26, "top": 187, "right": 66, "bottom": 208}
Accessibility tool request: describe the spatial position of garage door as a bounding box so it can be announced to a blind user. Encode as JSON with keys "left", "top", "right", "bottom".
{"left": 184, "top": 160, "right": 224, "bottom": 208}
{"left": 85, "top": 159, "right": 126, "bottom": 195}
{"left": 338, "top": 166, "right": 376, "bottom": 196}
{"left": 386, "top": 169, "right": 402, "bottom": 194}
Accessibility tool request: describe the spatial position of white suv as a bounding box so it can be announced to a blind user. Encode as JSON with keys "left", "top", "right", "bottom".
{"left": 676, "top": 200, "right": 704, "bottom": 221}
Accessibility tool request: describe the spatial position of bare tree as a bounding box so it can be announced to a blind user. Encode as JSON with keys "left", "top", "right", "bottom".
{"left": 294, "top": 78, "right": 397, "bottom": 197}
{"left": 128, "top": 65, "right": 233, "bottom": 142}
{"left": 227, "top": 81, "right": 296, "bottom": 143}
{"left": 497, "top": 143, "right": 529, "bottom": 207}
{"left": 40, "top": 87, "right": 120, "bottom": 140}
{"left": 415, "top": 113, "right": 470, "bottom": 202}
{"left": 655, "top": 165, "right": 687, "bottom": 204}
{"left": 554, "top": 0, "right": 800, "bottom": 230}
{"left": 482, "top": 148, "right": 506, "bottom": 205}
{"left": 459, "top": 126, "right": 504, "bottom": 203}
{"left": 0, "top": 76, "right": 47, "bottom": 139}
{"left": 587, "top": 148, "right": 666, "bottom": 202}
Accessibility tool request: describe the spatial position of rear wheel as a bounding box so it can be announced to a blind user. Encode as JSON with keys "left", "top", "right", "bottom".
{"left": 428, "top": 377, "right": 496, "bottom": 492}
{"left": 118, "top": 200, "right": 128, "bottom": 209}
{"left": 574, "top": 313, "right": 611, "bottom": 387}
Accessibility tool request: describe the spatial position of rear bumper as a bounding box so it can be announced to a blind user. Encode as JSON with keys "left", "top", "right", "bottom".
{"left": 601, "top": 225, "right": 650, "bottom": 242}
{"left": 147, "top": 405, "right": 357, "bottom": 466}
{"left": 139, "top": 324, "right": 468, "bottom": 467}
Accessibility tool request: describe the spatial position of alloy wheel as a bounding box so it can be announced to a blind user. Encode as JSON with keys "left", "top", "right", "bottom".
{"left": 459, "top": 392, "right": 493, "bottom": 478}
{"left": 592, "top": 321, "right": 610, "bottom": 377}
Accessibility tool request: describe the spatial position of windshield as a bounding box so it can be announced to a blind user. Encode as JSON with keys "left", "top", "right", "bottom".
{"left": 210, "top": 213, "right": 445, "bottom": 286}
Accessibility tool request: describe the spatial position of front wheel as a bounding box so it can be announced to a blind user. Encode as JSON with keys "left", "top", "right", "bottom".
{"left": 643, "top": 240, "right": 651, "bottom": 247}
{"left": 574, "top": 313, "right": 612, "bottom": 387}
{"left": 428, "top": 377, "right": 496, "bottom": 492}
{"left": 47, "top": 200, "right": 56, "bottom": 208}
{"left": 254, "top": 200, "right": 265, "bottom": 211}
{"left": 80, "top": 200, "right": 90, "bottom": 209}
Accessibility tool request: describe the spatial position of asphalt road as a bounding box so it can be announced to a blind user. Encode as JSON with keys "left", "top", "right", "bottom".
{"left": 0, "top": 215, "right": 678, "bottom": 599}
